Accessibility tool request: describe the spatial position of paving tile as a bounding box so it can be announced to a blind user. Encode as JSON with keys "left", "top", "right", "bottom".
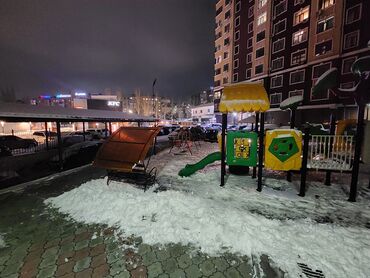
{"left": 91, "top": 253, "right": 106, "bottom": 268}
{"left": 1, "top": 261, "right": 23, "bottom": 277}
{"left": 29, "top": 242, "right": 45, "bottom": 253}
{"left": 75, "top": 267, "right": 93, "bottom": 278}
{"left": 212, "top": 257, "right": 229, "bottom": 272}
{"left": 147, "top": 262, "right": 163, "bottom": 278}
{"left": 225, "top": 267, "right": 242, "bottom": 278}
{"left": 59, "top": 242, "right": 75, "bottom": 254}
{"left": 57, "top": 251, "right": 75, "bottom": 265}
{"left": 131, "top": 265, "right": 147, "bottom": 278}
{"left": 90, "top": 244, "right": 105, "bottom": 257}
{"left": 89, "top": 237, "right": 104, "bottom": 247}
{"left": 168, "top": 244, "right": 184, "bottom": 258}
{"left": 184, "top": 264, "right": 203, "bottom": 278}
{"left": 169, "top": 269, "right": 186, "bottom": 278}
{"left": 42, "top": 246, "right": 60, "bottom": 258}
{"left": 200, "top": 260, "right": 216, "bottom": 276}
{"left": 75, "top": 232, "right": 91, "bottom": 242}
{"left": 59, "top": 273, "right": 75, "bottom": 278}
{"left": 237, "top": 262, "right": 253, "bottom": 277}
{"left": 210, "top": 272, "right": 226, "bottom": 278}
{"left": 39, "top": 255, "right": 57, "bottom": 269}
{"left": 73, "top": 248, "right": 89, "bottom": 261}
{"left": 107, "top": 250, "right": 122, "bottom": 264}
{"left": 113, "top": 270, "right": 130, "bottom": 278}
{"left": 60, "top": 235, "right": 75, "bottom": 246}
{"left": 44, "top": 238, "right": 61, "bottom": 249}
{"left": 154, "top": 249, "right": 170, "bottom": 262}
{"left": 74, "top": 240, "right": 89, "bottom": 251}
{"left": 137, "top": 244, "right": 151, "bottom": 256}
{"left": 109, "top": 260, "right": 126, "bottom": 276}
{"left": 0, "top": 254, "right": 10, "bottom": 265}
{"left": 37, "top": 264, "right": 57, "bottom": 278}
{"left": 92, "top": 263, "right": 109, "bottom": 278}
{"left": 55, "top": 261, "right": 75, "bottom": 277}
{"left": 177, "top": 253, "right": 192, "bottom": 269}
{"left": 73, "top": 257, "right": 91, "bottom": 273}
{"left": 157, "top": 274, "right": 169, "bottom": 278}
{"left": 162, "top": 258, "right": 178, "bottom": 274}
{"left": 142, "top": 251, "right": 157, "bottom": 265}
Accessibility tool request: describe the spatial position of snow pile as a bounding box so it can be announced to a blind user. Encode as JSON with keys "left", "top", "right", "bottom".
{"left": 46, "top": 173, "right": 370, "bottom": 278}
{"left": 0, "top": 234, "right": 6, "bottom": 248}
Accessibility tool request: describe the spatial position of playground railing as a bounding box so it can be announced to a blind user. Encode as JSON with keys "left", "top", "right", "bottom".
{"left": 307, "top": 135, "right": 354, "bottom": 171}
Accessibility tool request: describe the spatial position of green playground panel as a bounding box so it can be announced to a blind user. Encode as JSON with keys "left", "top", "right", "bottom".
{"left": 268, "top": 135, "right": 299, "bottom": 162}
{"left": 226, "top": 131, "right": 258, "bottom": 166}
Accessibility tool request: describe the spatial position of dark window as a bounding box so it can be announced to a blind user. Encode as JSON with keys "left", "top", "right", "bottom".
{"left": 236, "top": 1, "right": 241, "bottom": 12}
{"left": 223, "top": 52, "right": 229, "bottom": 59}
{"left": 216, "top": 7, "right": 223, "bottom": 16}
{"left": 344, "top": 31, "right": 359, "bottom": 49}
{"left": 273, "top": 39, "right": 285, "bottom": 53}
{"left": 274, "top": 20, "right": 286, "bottom": 35}
{"left": 346, "top": 4, "right": 361, "bottom": 24}
{"left": 274, "top": 0, "right": 287, "bottom": 17}
{"left": 233, "top": 73, "right": 238, "bottom": 82}
{"left": 271, "top": 57, "right": 284, "bottom": 71}
{"left": 223, "top": 64, "right": 229, "bottom": 72}
{"left": 234, "top": 59, "right": 239, "bottom": 68}
{"left": 256, "top": 31, "right": 265, "bottom": 42}
{"left": 342, "top": 57, "right": 356, "bottom": 74}
{"left": 247, "top": 53, "right": 252, "bottom": 63}
{"left": 235, "top": 16, "right": 240, "bottom": 27}
{"left": 246, "top": 69, "right": 252, "bottom": 79}
{"left": 215, "top": 68, "right": 221, "bottom": 75}
{"left": 255, "top": 65, "right": 264, "bottom": 74}
{"left": 315, "top": 40, "right": 332, "bottom": 56}
{"left": 256, "top": 48, "right": 265, "bottom": 58}
{"left": 248, "top": 22, "right": 254, "bottom": 33}
{"left": 271, "top": 75, "right": 283, "bottom": 88}
{"left": 290, "top": 70, "right": 305, "bottom": 84}
{"left": 248, "top": 6, "right": 254, "bottom": 17}
{"left": 312, "top": 63, "right": 331, "bottom": 79}
{"left": 247, "top": 38, "right": 253, "bottom": 48}
{"left": 235, "top": 31, "right": 240, "bottom": 41}
{"left": 225, "top": 10, "right": 231, "bottom": 20}
{"left": 224, "top": 38, "right": 230, "bottom": 46}
{"left": 224, "top": 24, "right": 230, "bottom": 33}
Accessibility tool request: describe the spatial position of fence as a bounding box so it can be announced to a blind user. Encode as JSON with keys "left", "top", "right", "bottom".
{"left": 10, "top": 139, "right": 59, "bottom": 156}
{"left": 307, "top": 135, "right": 354, "bottom": 171}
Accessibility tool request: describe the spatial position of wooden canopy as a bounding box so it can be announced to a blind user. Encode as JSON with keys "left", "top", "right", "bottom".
{"left": 93, "top": 127, "right": 161, "bottom": 172}
{"left": 219, "top": 83, "right": 270, "bottom": 113}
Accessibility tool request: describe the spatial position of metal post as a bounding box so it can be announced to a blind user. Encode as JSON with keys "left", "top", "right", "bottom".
{"left": 82, "top": 121, "right": 86, "bottom": 141}
{"left": 252, "top": 112, "right": 260, "bottom": 179}
{"left": 109, "top": 122, "right": 112, "bottom": 134}
{"left": 257, "top": 113, "right": 265, "bottom": 192}
{"left": 220, "top": 113, "right": 227, "bottom": 187}
{"left": 44, "top": 122, "right": 49, "bottom": 150}
{"left": 299, "top": 128, "right": 310, "bottom": 197}
{"left": 56, "top": 121, "right": 63, "bottom": 171}
{"left": 349, "top": 104, "right": 365, "bottom": 202}
{"left": 137, "top": 121, "right": 141, "bottom": 127}
{"left": 104, "top": 122, "right": 108, "bottom": 138}
{"left": 287, "top": 109, "right": 296, "bottom": 182}
{"left": 325, "top": 113, "right": 336, "bottom": 185}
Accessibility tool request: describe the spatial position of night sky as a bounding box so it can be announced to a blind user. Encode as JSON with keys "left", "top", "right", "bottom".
{"left": 0, "top": 0, "right": 215, "bottom": 101}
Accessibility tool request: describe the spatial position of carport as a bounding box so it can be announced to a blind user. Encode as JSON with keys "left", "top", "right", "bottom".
{"left": 0, "top": 101, "right": 157, "bottom": 170}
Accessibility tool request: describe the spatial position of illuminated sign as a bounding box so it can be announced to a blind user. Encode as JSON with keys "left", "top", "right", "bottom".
{"left": 39, "top": 95, "right": 51, "bottom": 99}
{"left": 75, "top": 92, "right": 87, "bottom": 97}
{"left": 56, "top": 94, "right": 72, "bottom": 98}
{"left": 107, "top": 101, "right": 120, "bottom": 107}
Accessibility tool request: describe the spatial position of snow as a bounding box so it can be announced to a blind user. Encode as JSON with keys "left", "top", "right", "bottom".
{"left": 45, "top": 143, "right": 370, "bottom": 278}
{"left": 279, "top": 95, "right": 303, "bottom": 110}
{"left": 0, "top": 234, "right": 6, "bottom": 248}
{"left": 315, "top": 67, "right": 338, "bottom": 85}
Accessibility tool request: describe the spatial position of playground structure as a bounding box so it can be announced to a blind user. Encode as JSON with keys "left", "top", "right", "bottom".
{"left": 94, "top": 126, "right": 161, "bottom": 188}
{"left": 178, "top": 58, "right": 369, "bottom": 201}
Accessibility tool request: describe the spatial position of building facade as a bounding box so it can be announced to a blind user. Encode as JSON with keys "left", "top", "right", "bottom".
{"left": 214, "top": 0, "right": 370, "bottom": 125}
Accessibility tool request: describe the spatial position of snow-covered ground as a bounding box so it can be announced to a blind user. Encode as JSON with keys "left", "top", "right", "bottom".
{"left": 46, "top": 143, "right": 370, "bottom": 278}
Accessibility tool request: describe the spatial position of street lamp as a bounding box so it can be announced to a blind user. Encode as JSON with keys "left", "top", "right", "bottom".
{"left": 152, "top": 78, "right": 157, "bottom": 118}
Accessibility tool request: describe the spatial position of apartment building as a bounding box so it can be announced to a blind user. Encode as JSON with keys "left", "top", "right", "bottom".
{"left": 214, "top": 0, "right": 235, "bottom": 99}
{"left": 215, "top": 0, "right": 370, "bottom": 124}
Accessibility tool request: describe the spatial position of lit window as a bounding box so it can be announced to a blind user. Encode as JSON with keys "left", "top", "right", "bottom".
{"left": 291, "top": 49, "right": 306, "bottom": 65}
{"left": 315, "top": 40, "right": 332, "bottom": 56}
{"left": 344, "top": 31, "right": 359, "bottom": 50}
{"left": 319, "top": 0, "right": 334, "bottom": 10}
{"left": 258, "top": 0, "right": 267, "bottom": 9}
{"left": 317, "top": 17, "right": 334, "bottom": 33}
{"left": 257, "top": 12, "right": 267, "bottom": 25}
{"left": 292, "top": 28, "right": 308, "bottom": 45}
{"left": 294, "top": 6, "right": 310, "bottom": 25}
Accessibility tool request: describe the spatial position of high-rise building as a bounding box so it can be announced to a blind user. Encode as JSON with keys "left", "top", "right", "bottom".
{"left": 214, "top": 0, "right": 370, "bottom": 124}
{"left": 214, "top": 0, "right": 235, "bottom": 99}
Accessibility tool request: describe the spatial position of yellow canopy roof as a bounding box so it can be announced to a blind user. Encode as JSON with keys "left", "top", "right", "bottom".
{"left": 219, "top": 82, "right": 270, "bottom": 113}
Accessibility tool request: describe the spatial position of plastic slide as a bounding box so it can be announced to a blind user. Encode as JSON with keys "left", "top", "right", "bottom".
{"left": 178, "top": 152, "right": 221, "bottom": 177}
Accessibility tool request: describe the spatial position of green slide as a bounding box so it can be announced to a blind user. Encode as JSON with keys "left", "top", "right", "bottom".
{"left": 178, "top": 152, "right": 221, "bottom": 177}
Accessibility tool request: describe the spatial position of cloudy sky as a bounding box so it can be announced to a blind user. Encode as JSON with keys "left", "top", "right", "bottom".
{"left": 0, "top": 0, "right": 215, "bottom": 101}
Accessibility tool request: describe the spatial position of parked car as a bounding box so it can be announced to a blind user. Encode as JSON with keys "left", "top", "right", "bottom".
{"left": 33, "top": 131, "right": 57, "bottom": 138}
{"left": 301, "top": 123, "right": 330, "bottom": 135}
{"left": 0, "top": 135, "right": 38, "bottom": 150}
{"left": 204, "top": 127, "right": 219, "bottom": 142}
{"left": 0, "top": 145, "right": 12, "bottom": 157}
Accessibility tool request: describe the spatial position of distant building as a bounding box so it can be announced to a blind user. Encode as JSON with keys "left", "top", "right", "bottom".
{"left": 191, "top": 103, "right": 216, "bottom": 124}
{"left": 214, "top": 0, "right": 370, "bottom": 124}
